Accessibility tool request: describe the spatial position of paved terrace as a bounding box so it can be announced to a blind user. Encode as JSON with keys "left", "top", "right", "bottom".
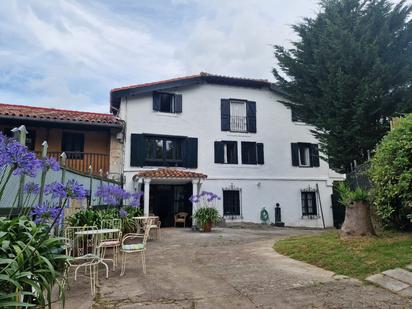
{"left": 60, "top": 227, "right": 412, "bottom": 308}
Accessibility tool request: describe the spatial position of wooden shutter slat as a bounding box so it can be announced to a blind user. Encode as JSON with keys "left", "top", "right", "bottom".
{"left": 257, "top": 143, "right": 264, "bottom": 165}
{"left": 221, "top": 99, "right": 230, "bottom": 131}
{"left": 214, "top": 141, "right": 224, "bottom": 164}
{"left": 153, "top": 92, "right": 161, "bottom": 111}
{"left": 311, "top": 144, "right": 320, "bottom": 167}
{"left": 291, "top": 143, "right": 299, "bottom": 166}
{"left": 246, "top": 101, "right": 256, "bottom": 133}
{"left": 184, "top": 137, "right": 198, "bottom": 168}
{"left": 175, "top": 94, "right": 182, "bottom": 113}
{"left": 130, "top": 134, "right": 145, "bottom": 167}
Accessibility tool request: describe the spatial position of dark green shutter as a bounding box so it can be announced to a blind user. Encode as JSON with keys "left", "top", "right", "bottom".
{"left": 130, "top": 134, "right": 145, "bottom": 167}
{"left": 291, "top": 143, "right": 299, "bottom": 166}
{"left": 153, "top": 92, "right": 161, "bottom": 111}
{"left": 246, "top": 101, "right": 256, "bottom": 133}
{"left": 214, "top": 141, "right": 224, "bottom": 163}
{"left": 311, "top": 144, "right": 320, "bottom": 167}
{"left": 175, "top": 94, "right": 182, "bottom": 113}
{"left": 232, "top": 141, "right": 238, "bottom": 164}
{"left": 241, "top": 142, "right": 257, "bottom": 164}
{"left": 184, "top": 137, "right": 198, "bottom": 168}
{"left": 221, "top": 99, "right": 230, "bottom": 131}
{"left": 257, "top": 143, "right": 264, "bottom": 164}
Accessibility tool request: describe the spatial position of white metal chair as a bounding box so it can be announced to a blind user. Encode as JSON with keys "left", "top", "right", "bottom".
{"left": 148, "top": 215, "right": 161, "bottom": 240}
{"left": 64, "top": 226, "right": 103, "bottom": 296}
{"left": 100, "top": 219, "right": 122, "bottom": 270}
{"left": 120, "top": 219, "right": 153, "bottom": 276}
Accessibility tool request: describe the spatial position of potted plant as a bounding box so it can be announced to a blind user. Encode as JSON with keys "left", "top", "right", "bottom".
{"left": 190, "top": 191, "right": 221, "bottom": 232}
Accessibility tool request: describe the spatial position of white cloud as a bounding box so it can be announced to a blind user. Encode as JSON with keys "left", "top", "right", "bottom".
{"left": 0, "top": 0, "right": 408, "bottom": 112}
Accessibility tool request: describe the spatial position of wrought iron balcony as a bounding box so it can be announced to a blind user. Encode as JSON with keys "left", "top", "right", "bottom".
{"left": 230, "top": 116, "right": 248, "bottom": 132}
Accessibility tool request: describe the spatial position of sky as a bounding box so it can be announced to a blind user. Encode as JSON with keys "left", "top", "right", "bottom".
{"left": 0, "top": 0, "right": 408, "bottom": 113}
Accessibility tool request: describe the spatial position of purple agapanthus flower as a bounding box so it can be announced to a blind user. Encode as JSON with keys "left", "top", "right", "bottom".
{"left": 95, "top": 184, "right": 128, "bottom": 206}
{"left": 6, "top": 139, "right": 41, "bottom": 177}
{"left": 23, "top": 182, "right": 40, "bottom": 194}
{"left": 41, "top": 157, "right": 60, "bottom": 171}
{"left": 44, "top": 180, "right": 87, "bottom": 200}
{"left": 129, "top": 192, "right": 143, "bottom": 207}
{"left": 65, "top": 179, "right": 87, "bottom": 200}
{"left": 30, "top": 202, "right": 63, "bottom": 225}
{"left": 45, "top": 181, "right": 67, "bottom": 199}
{"left": 119, "top": 207, "right": 128, "bottom": 218}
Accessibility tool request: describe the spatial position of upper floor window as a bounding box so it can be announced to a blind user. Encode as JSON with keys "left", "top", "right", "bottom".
{"left": 221, "top": 99, "right": 256, "bottom": 133}
{"left": 145, "top": 136, "right": 183, "bottom": 164}
{"left": 62, "top": 132, "right": 84, "bottom": 159}
{"left": 214, "top": 141, "right": 238, "bottom": 164}
{"left": 153, "top": 92, "right": 182, "bottom": 114}
{"left": 241, "top": 142, "right": 264, "bottom": 165}
{"left": 130, "top": 133, "right": 197, "bottom": 168}
{"left": 291, "top": 143, "right": 320, "bottom": 167}
{"left": 230, "top": 100, "right": 247, "bottom": 132}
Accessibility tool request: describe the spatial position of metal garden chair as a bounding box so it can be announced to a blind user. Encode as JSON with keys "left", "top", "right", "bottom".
{"left": 64, "top": 226, "right": 103, "bottom": 296}
{"left": 120, "top": 219, "right": 153, "bottom": 276}
{"left": 100, "top": 218, "right": 122, "bottom": 270}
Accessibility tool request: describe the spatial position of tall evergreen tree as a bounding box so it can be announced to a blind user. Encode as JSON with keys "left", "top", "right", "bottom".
{"left": 274, "top": 0, "right": 412, "bottom": 172}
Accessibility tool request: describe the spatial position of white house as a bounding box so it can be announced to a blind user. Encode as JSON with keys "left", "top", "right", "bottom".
{"left": 110, "top": 73, "right": 344, "bottom": 228}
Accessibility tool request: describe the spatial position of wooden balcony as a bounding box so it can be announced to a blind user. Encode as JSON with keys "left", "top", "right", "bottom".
{"left": 37, "top": 151, "right": 110, "bottom": 176}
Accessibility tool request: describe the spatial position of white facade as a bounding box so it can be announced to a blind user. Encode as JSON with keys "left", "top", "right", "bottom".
{"left": 117, "top": 81, "right": 344, "bottom": 228}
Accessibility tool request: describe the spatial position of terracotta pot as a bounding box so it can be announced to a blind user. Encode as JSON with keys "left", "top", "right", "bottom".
{"left": 202, "top": 221, "right": 212, "bottom": 232}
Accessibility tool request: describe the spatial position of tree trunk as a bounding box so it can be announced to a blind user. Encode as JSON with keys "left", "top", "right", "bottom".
{"left": 340, "top": 201, "right": 376, "bottom": 237}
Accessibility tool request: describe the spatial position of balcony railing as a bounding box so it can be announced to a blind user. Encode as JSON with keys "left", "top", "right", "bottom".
{"left": 36, "top": 151, "right": 110, "bottom": 176}
{"left": 230, "top": 116, "right": 248, "bottom": 132}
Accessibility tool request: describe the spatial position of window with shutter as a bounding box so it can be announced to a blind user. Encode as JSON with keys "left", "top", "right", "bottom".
{"left": 241, "top": 142, "right": 257, "bottom": 165}
{"left": 215, "top": 141, "right": 238, "bottom": 164}
{"left": 62, "top": 132, "right": 84, "bottom": 159}
{"left": 153, "top": 92, "right": 182, "bottom": 114}
{"left": 291, "top": 143, "right": 320, "bottom": 167}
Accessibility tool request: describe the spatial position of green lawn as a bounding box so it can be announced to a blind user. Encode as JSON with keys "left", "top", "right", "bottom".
{"left": 274, "top": 231, "right": 412, "bottom": 280}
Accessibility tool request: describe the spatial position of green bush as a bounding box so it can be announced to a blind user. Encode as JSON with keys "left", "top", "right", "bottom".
{"left": 369, "top": 114, "right": 412, "bottom": 230}
{"left": 0, "top": 217, "right": 68, "bottom": 308}
{"left": 66, "top": 206, "right": 143, "bottom": 233}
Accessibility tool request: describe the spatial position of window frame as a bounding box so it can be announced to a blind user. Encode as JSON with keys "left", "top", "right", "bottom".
{"left": 143, "top": 135, "right": 184, "bottom": 166}
{"left": 61, "top": 132, "right": 85, "bottom": 159}
{"left": 223, "top": 189, "right": 241, "bottom": 218}
{"left": 241, "top": 141, "right": 257, "bottom": 165}
{"left": 159, "top": 92, "right": 176, "bottom": 113}
{"left": 223, "top": 141, "right": 237, "bottom": 164}
{"left": 301, "top": 191, "right": 318, "bottom": 218}
{"left": 298, "top": 143, "right": 311, "bottom": 167}
{"left": 229, "top": 99, "right": 248, "bottom": 133}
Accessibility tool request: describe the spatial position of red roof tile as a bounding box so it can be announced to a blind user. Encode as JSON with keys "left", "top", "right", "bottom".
{"left": 134, "top": 168, "right": 207, "bottom": 179}
{"left": 0, "top": 103, "right": 123, "bottom": 127}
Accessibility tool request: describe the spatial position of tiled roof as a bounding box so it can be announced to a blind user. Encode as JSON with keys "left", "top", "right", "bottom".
{"left": 110, "top": 72, "right": 286, "bottom": 113}
{"left": 0, "top": 103, "right": 123, "bottom": 127}
{"left": 134, "top": 168, "right": 207, "bottom": 179}
{"left": 110, "top": 72, "right": 269, "bottom": 93}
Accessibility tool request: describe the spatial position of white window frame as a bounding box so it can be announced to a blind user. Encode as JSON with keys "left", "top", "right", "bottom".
{"left": 229, "top": 100, "right": 247, "bottom": 132}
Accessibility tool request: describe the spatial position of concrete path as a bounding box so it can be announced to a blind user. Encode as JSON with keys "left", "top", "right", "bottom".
{"left": 366, "top": 266, "right": 412, "bottom": 297}
{"left": 61, "top": 227, "right": 412, "bottom": 308}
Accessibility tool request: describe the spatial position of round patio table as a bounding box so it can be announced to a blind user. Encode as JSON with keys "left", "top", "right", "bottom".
{"left": 75, "top": 228, "right": 120, "bottom": 279}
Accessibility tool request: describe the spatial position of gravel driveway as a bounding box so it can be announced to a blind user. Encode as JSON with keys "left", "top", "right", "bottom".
{"left": 61, "top": 227, "right": 412, "bottom": 308}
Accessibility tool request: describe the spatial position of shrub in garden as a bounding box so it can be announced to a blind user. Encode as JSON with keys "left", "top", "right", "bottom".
{"left": 0, "top": 131, "right": 87, "bottom": 307}
{"left": 66, "top": 184, "right": 144, "bottom": 232}
{"left": 369, "top": 114, "right": 412, "bottom": 230}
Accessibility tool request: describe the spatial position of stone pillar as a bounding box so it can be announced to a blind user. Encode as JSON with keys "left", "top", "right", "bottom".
{"left": 109, "top": 129, "right": 124, "bottom": 179}
{"left": 143, "top": 178, "right": 151, "bottom": 216}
